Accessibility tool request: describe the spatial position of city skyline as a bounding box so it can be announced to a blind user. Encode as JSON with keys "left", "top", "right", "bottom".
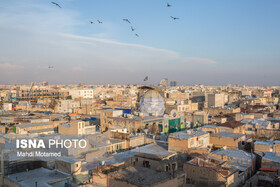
{"left": 0, "top": 0, "right": 280, "bottom": 85}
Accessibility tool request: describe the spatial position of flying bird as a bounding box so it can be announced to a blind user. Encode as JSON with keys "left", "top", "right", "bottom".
{"left": 97, "top": 20, "right": 102, "bottom": 24}
{"left": 135, "top": 34, "right": 139, "bottom": 37}
{"left": 170, "top": 16, "right": 179, "bottom": 20}
{"left": 51, "top": 2, "right": 61, "bottom": 8}
{"left": 131, "top": 26, "right": 135, "bottom": 31}
{"left": 123, "top": 19, "right": 131, "bottom": 24}
{"left": 90, "top": 21, "right": 94, "bottom": 24}
{"left": 167, "top": 3, "right": 171, "bottom": 7}
{"left": 48, "top": 65, "right": 54, "bottom": 69}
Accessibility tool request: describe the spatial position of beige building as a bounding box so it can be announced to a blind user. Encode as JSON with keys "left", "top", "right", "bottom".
{"left": 203, "top": 107, "right": 240, "bottom": 116}
{"left": 58, "top": 120, "right": 96, "bottom": 135}
{"left": 218, "top": 120, "right": 246, "bottom": 134}
{"left": 168, "top": 130, "right": 209, "bottom": 153}
{"left": 168, "top": 91, "right": 189, "bottom": 101}
{"left": 254, "top": 141, "right": 280, "bottom": 153}
{"left": 56, "top": 99, "right": 81, "bottom": 113}
{"left": 208, "top": 93, "right": 225, "bottom": 108}
{"left": 210, "top": 132, "right": 246, "bottom": 149}
{"left": 100, "top": 109, "right": 123, "bottom": 132}
{"left": 201, "top": 125, "right": 220, "bottom": 134}
{"left": 108, "top": 166, "right": 186, "bottom": 187}
{"left": 55, "top": 156, "right": 82, "bottom": 175}
{"left": 177, "top": 100, "right": 198, "bottom": 113}
{"left": 235, "top": 113, "right": 254, "bottom": 121}
{"left": 210, "top": 149, "right": 256, "bottom": 181}
{"left": 14, "top": 122, "right": 57, "bottom": 134}
{"left": 184, "top": 156, "right": 241, "bottom": 187}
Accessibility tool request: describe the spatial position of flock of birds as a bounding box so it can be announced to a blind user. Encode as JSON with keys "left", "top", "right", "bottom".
{"left": 51, "top": 1, "right": 180, "bottom": 38}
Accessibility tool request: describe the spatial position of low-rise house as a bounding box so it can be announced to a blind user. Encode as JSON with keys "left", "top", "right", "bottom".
{"left": 210, "top": 132, "right": 246, "bottom": 149}
{"left": 241, "top": 118, "right": 276, "bottom": 135}
{"left": 3, "top": 167, "right": 71, "bottom": 187}
{"left": 168, "top": 130, "right": 209, "bottom": 153}
{"left": 108, "top": 166, "right": 186, "bottom": 187}
{"left": 210, "top": 149, "right": 256, "bottom": 182}
{"left": 184, "top": 156, "right": 241, "bottom": 187}
{"left": 254, "top": 140, "right": 280, "bottom": 153}
{"left": 88, "top": 143, "right": 181, "bottom": 186}
{"left": 55, "top": 156, "right": 82, "bottom": 175}
{"left": 131, "top": 143, "right": 177, "bottom": 173}
{"left": 13, "top": 122, "right": 57, "bottom": 134}
{"left": 261, "top": 152, "right": 280, "bottom": 171}
{"left": 235, "top": 113, "right": 254, "bottom": 121}
{"left": 218, "top": 120, "right": 246, "bottom": 134}
{"left": 201, "top": 125, "right": 220, "bottom": 134}
{"left": 58, "top": 120, "right": 96, "bottom": 135}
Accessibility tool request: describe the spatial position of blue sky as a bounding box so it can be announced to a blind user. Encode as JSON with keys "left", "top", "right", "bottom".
{"left": 0, "top": 0, "right": 279, "bottom": 85}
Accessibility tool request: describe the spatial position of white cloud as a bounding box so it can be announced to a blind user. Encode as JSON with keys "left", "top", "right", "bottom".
{"left": 182, "top": 57, "right": 217, "bottom": 65}
{"left": 0, "top": 63, "right": 23, "bottom": 70}
{"left": 0, "top": 0, "right": 217, "bottom": 84}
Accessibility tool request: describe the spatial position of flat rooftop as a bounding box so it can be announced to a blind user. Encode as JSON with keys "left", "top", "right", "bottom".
{"left": 15, "top": 122, "right": 52, "bottom": 129}
{"left": 188, "top": 156, "right": 237, "bottom": 178}
{"left": 169, "top": 130, "right": 208, "bottom": 140}
{"left": 211, "top": 132, "right": 244, "bottom": 139}
{"left": 211, "top": 148, "right": 254, "bottom": 160}
{"left": 263, "top": 152, "right": 280, "bottom": 163}
{"left": 109, "top": 166, "right": 182, "bottom": 186}
{"left": 5, "top": 167, "right": 70, "bottom": 187}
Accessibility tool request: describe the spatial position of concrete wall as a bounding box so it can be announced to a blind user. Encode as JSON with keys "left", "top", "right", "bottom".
{"left": 210, "top": 135, "right": 245, "bottom": 149}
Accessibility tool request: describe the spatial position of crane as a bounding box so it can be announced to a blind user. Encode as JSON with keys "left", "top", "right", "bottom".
{"left": 26, "top": 82, "right": 35, "bottom": 113}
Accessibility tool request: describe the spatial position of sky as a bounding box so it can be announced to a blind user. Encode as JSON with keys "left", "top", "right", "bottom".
{"left": 0, "top": 0, "right": 280, "bottom": 86}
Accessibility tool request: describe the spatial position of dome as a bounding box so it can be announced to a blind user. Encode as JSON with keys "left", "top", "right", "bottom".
{"left": 139, "top": 90, "right": 165, "bottom": 116}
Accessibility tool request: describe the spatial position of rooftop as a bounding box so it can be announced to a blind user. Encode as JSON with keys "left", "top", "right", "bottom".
{"left": 82, "top": 143, "right": 173, "bottom": 172}
{"left": 211, "top": 148, "right": 254, "bottom": 160}
{"left": 109, "top": 166, "right": 182, "bottom": 186}
{"left": 241, "top": 118, "right": 270, "bottom": 127}
{"left": 254, "top": 141, "right": 274, "bottom": 145}
{"left": 15, "top": 122, "right": 52, "bottom": 129}
{"left": 5, "top": 167, "right": 70, "bottom": 187}
{"left": 211, "top": 132, "right": 244, "bottom": 139}
{"left": 169, "top": 130, "right": 208, "bottom": 140}
{"left": 263, "top": 152, "right": 280, "bottom": 163}
{"left": 202, "top": 125, "right": 219, "bottom": 128}
{"left": 28, "top": 128, "right": 55, "bottom": 134}
{"left": 56, "top": 156, "right": 81, "bottom": 164}
{"left": 218, "top": 120, "right": 245, "bottom": 129}
{"left": 188, "top": 156, "right": 237, "bottom": 178}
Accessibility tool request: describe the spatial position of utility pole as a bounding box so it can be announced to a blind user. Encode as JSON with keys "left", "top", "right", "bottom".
{"left": 0, "top": 150, "right": 4, "bottom": 186}
{"left": 251, "top": 145, "right": 254, "bottom": 177}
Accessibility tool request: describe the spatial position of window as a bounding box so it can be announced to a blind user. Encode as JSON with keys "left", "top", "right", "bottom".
{"left": 166, "top": 165, "right": 169, "bottom": 171}
{"left": 143, "top": 161, "right": 150, "bottom": 168}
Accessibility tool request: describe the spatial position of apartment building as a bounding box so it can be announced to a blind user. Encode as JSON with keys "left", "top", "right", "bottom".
{"left": 208, "top": 93, "right": 225, "bottom": 108}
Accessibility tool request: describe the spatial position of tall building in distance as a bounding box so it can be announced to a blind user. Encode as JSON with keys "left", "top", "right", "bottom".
{"left": 160, "top": 78, "right": 168, "bottom": 87}
{"left": 207, "top": 93, "right": 225, "bottom": 108}
{"left": 170, "top": 81, "right": 177, "bottom": 87}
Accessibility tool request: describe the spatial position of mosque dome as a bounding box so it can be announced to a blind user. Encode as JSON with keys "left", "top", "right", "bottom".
{"left": 139, "top": 90, "right": 165, "bottom": 116}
